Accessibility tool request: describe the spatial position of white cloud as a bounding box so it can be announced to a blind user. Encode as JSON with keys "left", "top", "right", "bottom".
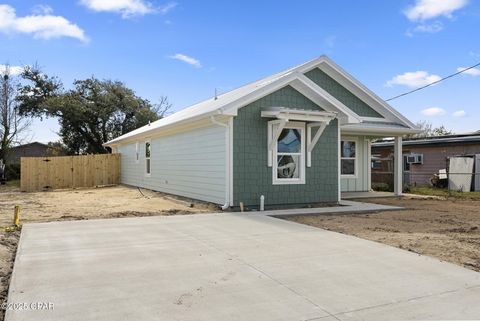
{"left": 0, "top": 64, "right": 24, "bottom": 76}
{"left": 405, "top": 0, "right": 468, "bottom": 21}
{"left": 386, "top": 71, "right": 441, "bottom": 88}
{"left": 407, "top": 21, "right": 443, "bottom": 36}
{"left": 421, "top": 107, "right": 447, "bottom": 117}
{"left": 80, "top": 0, "right": 177, "bottom": 18}
{"left": 31, "top": 4, "right": 54, "bottom": 15}
{"left": 169, "top": 54, "right": 202, "bottom": 68}
{"left": 452, "top": 110, "right": 466, "bottom": 117}
{"left": 159, "top": 2, "right": 177, "bottom": 14}
{"left": 0, "top": 4, "right": 88, "bottom": 42}
{"left": 80, "top": 0, "right": 151, "bottom": 18}
{"left": 457, "top": 66, "right": 480, "bottom": 76}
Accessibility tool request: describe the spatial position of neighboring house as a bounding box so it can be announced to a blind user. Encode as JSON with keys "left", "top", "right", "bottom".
{"left": 4, "top": 142, "right": 65, "bottom": 165}
{"left": 372, "top": 132, "right": 480, "bottom": 187}
{"left": 104, "top": 56, "right": 419, "bottom": 209}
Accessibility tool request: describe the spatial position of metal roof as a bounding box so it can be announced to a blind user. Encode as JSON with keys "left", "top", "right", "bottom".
{"left": 373, "top": 134, "right": 480, "bottom": 147}
{"left": 105, "top": 56, "right": 418, "bottom": 146}
{"left": 105, "top": 64, "right": 307, "bottom": 145}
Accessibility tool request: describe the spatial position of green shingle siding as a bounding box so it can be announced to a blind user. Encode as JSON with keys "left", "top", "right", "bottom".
{"left": 305, "top": 68, "right": 383, "bottom": 118}
{"left": 232, "top": 85, "right": 338, "bottom": 208}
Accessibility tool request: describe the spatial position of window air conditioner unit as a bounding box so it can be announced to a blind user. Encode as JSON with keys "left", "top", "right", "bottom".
{"left": 415, "top": 154, "right": 423, "bottom": 164}
{"left": 406, "top": 154, "right": 423, "bottom": 164}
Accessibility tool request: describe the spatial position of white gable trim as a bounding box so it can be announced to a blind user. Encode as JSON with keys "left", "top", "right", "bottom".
{"left": 314, "top": 57, "right": 417, "bottom": 129}
{"left": 218, "top": 56, "right": 416, "bottom": 130}
{"left": 105, "top": 55, "right": 418, "bottom": 146}
{"left": 221, "top": 73, "right": 361, "bottom": 125}
{"left": 219, "top": 71, "right": 299, "bottom": 115}
{"left": 293, "top": 74, "right": 361, "bottom": 124}
{"left": 279, "top": 55, "right": 417, "bottom": 129}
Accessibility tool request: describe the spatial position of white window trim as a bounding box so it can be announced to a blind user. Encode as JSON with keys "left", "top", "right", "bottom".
{"left": 340, "top": 137, "right": 358, "bottom": 178}
{"left": 145, "top": 139, "right": 151, "bottom": 177}
{"left": 135, "top": 142, "right": 139, "bottom": 164}
{"left": 272, "top": 121, "right": 306, "bottom": 185}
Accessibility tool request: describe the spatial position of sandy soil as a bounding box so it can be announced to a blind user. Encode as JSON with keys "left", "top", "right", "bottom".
{"left": 0, "top": 230, "right": 19, "bottom": 321}
{"left": 0, "top": 185, "right": 219, "bottom": 226}
{"left": 0, "top": 185, "right": 219, "bottom": 319}
{"left": 282, "top": 197, "right": 480, "bottom": 273}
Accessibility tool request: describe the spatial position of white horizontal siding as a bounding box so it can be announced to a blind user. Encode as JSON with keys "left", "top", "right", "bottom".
{"left": 118, "top": 124, "right": 226, "bottom": 204}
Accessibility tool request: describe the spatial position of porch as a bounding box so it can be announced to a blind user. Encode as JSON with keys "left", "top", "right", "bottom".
{"left": 340, "top": 133, "right": 404, "bottom": 198}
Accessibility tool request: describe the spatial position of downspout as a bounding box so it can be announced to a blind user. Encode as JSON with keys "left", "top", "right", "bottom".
{"left": 210, "top": 115, "right": 231, "bottom": 210}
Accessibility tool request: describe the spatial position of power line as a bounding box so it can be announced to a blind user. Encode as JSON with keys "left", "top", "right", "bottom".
{"left": 386, "top": 61, "right": 480, "bottom": 102}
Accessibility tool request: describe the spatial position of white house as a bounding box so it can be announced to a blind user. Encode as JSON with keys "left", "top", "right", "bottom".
{"left": 104, "top": 56, "right": 420, "bottom": 209}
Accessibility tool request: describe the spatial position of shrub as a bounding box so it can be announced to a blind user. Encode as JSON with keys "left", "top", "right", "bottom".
{"left": 5, "top": 164, "right": 20, "bottom": 180}
{"left": 372, "top": 182, "right": 392, "bottom": 192}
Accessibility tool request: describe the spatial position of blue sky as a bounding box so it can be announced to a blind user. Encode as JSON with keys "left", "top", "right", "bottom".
{"left": 1, "top": 0, "right": 479, "bottom": 143}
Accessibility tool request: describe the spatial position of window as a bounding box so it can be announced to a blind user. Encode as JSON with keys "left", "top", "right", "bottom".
{"left": 273, "top": 122, "right": 305, "bottom": 184}
{"left": 403, "top": 155, "right": 411, "bottom": 171}
{"left": 145, "top": 141, "right": 151, "bottom": 176}
{"left": 371, "top": 160, "right": 382, "bottom": 170}
{"left": 341, "top": 140, "right": 356, "bottom": 177}
{"left": 135, "top": 142, "right": 139, "bottom": 163}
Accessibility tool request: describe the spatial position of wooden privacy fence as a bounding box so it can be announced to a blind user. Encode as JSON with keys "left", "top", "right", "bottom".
{"left": 21, "top": 154, "right": 120, "bottom": 192}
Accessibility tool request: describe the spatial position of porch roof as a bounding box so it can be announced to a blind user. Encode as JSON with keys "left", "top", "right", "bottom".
{"left": 341, "top": 121, "right": 419, "bottom": 136}
{"left": 260, "top": 107, "right": 337, "bottom": 123}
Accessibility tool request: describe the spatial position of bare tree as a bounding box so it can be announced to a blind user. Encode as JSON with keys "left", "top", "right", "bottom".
{"left": 0, "top": 65, "right": 31, "bottom": 162}
{"left": 405, "top": 120, "right": 453, "bottom": 139}
{"left": 154, "top": 95, "right": 173, "bottom": 118}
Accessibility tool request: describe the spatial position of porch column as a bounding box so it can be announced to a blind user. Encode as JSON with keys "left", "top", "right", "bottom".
{"left": 394, "top": 136, "right": 403, "bottom": 196}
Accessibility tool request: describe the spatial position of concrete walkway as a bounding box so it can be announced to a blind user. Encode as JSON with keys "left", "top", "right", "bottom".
{"left": 6, "top": 213, "right": 480, "bottom": 321}
{"left": 255, "top": 200, "right": 403, "bottom": 217}
{"left": 341, "top": 191, "right": 397, "bottom": 199}
{"left": 342, "top": 191, "right": 445, "bottom": 200}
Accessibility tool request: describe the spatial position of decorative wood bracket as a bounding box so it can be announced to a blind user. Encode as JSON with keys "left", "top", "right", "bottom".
{"left": 267, "top": 119, "right": 287, "bottom": 167}
{"left": 306, "top": 121, "right": 330, "bottom": 167}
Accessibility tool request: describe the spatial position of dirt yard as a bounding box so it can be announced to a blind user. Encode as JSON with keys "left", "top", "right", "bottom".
{"left": 0, "top": 185, "right": 218, "bottom": 226}
{"left": 282, "top": 197, "right": 480, "bottom": 273}
{"left": 0, "top": 185, "right": 219, "bottom": 319}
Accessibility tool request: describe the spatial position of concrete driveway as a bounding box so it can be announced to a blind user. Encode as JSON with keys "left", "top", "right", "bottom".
{"left": 6, "top": 213, "right": 480, "bottom": 321}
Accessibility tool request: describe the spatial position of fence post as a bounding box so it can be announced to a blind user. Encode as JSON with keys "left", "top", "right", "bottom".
{"left": 14, "top": 205, "right": 20, "bottom": 226}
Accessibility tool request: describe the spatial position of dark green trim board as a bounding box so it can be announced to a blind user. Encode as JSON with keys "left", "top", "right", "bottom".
{"left": 233, "top": 85, "right": 338, "bottom": 208}
{"left": 305, "top": 68, "right": 383, "bottom": 118}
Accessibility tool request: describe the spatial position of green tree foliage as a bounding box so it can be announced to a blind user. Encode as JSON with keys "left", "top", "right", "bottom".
{"left": 46, "top": 141, "right": 69, "bottom": 156}
{"left": 17, "top": 66, "right": 170, "bottom": 154}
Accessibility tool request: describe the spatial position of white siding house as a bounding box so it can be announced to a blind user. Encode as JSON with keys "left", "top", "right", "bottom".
{"left": 105, "top": 55, "right": 420, "bottom": 208}
{"left": 118, "top": 124, "right": 227, "bottom": 204}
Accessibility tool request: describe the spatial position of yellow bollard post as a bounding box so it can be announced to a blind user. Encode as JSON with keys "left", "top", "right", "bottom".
{"left": 14, "top": 205, "right": 20, "bottom": 227}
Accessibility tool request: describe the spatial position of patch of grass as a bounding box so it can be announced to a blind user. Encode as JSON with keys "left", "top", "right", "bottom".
{"left": 409, "top": 186, "right": 480, "bottom": 200}
{"left": 0, "top": 180, "right": 20, "bottom": 192}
